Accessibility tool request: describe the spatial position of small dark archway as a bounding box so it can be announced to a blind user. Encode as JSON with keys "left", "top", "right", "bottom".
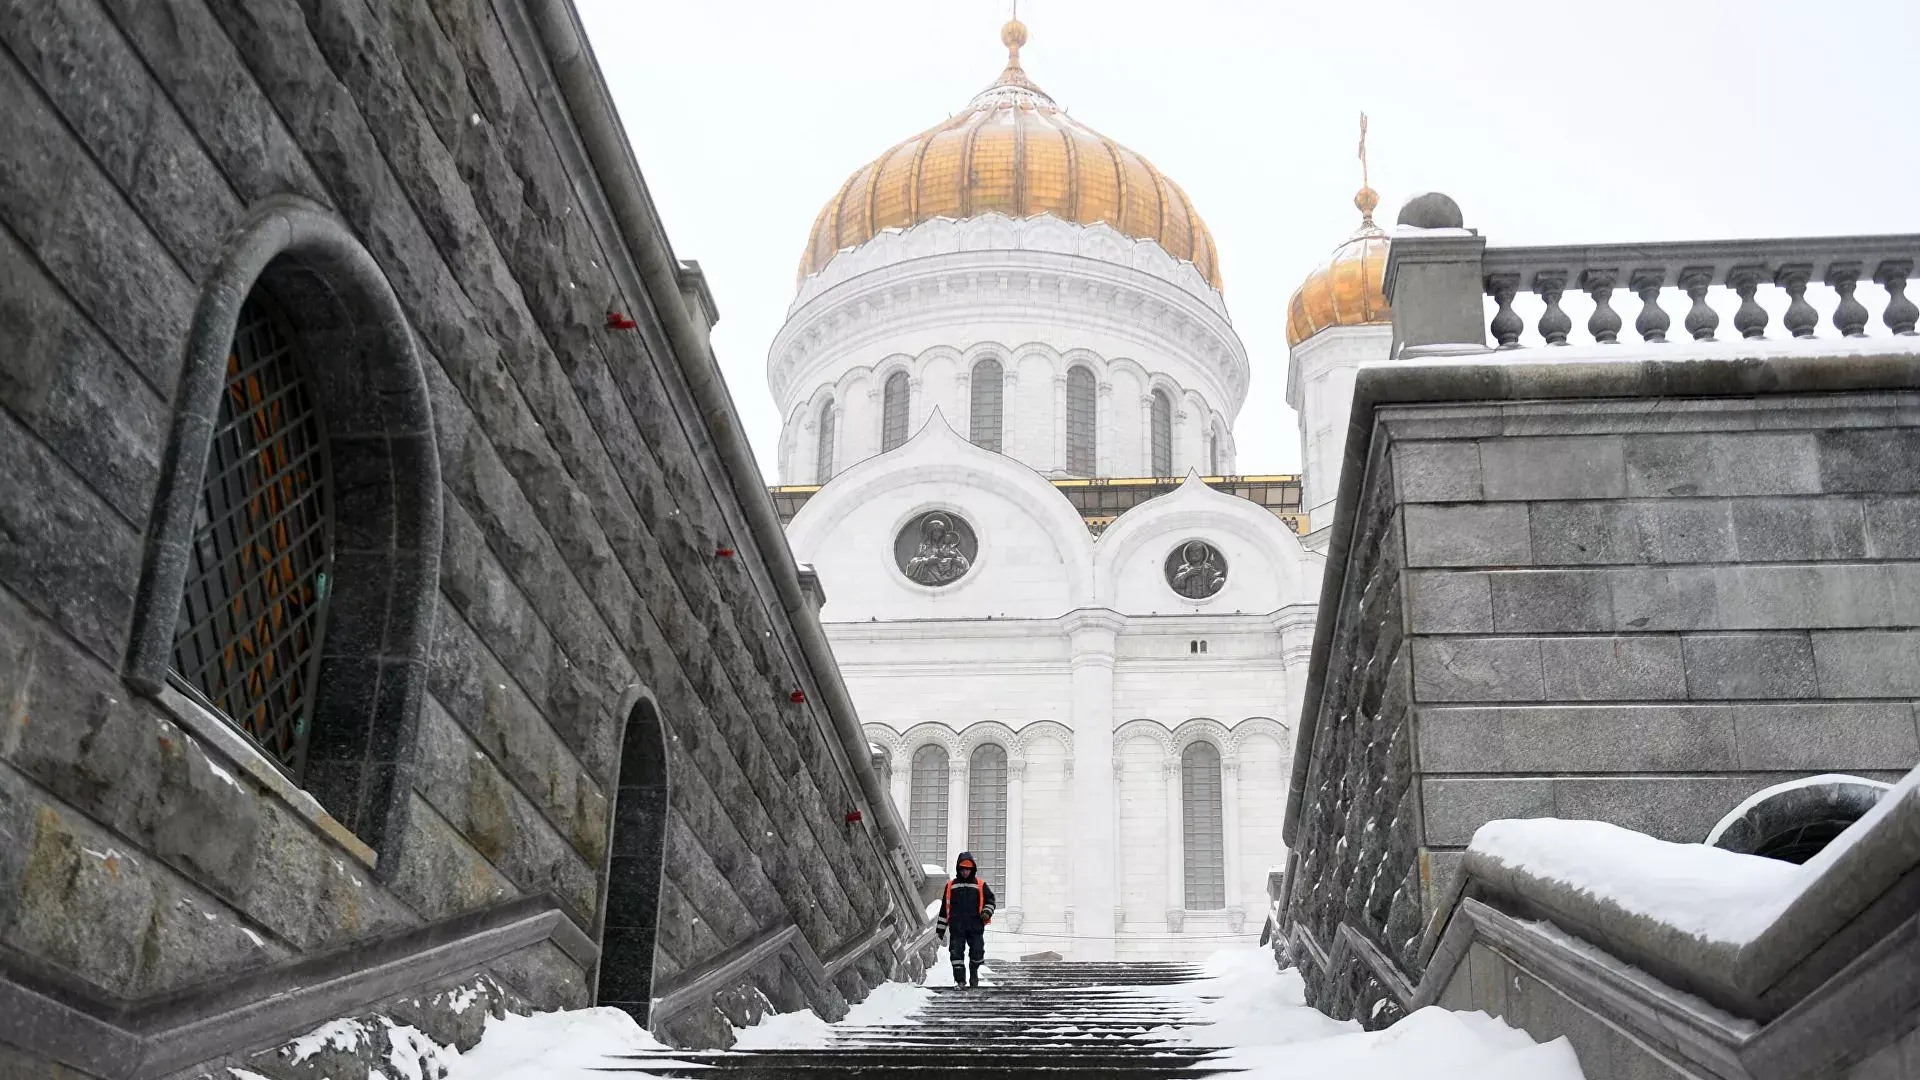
{"left": 597, "top": 695, "right": 670, "bottom": 1023}
{"left": 1708, "top": 776, "right": 1890, "bottom": 864}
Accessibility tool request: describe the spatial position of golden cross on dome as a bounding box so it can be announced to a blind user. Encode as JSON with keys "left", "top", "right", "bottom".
{"left": 1354, "top": 111, "right": 1380, "bottom": 226}
{"left": 1358, "top": 112, "right": 1370, "bottom": 188}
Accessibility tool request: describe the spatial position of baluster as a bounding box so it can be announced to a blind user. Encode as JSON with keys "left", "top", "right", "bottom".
{"left": 1876, "top": 259, "right": 1918, "bottom": 336}
{"left": 1629, "top": 269, "right": 1669, "bottom": 343}
{"left": 1775, "top": 264, "right": 1817, "bottom": 338}
{"left": 1581, "top": 269, "right": 1622, "bottom": 344}
{"left": 1534, "top": 271, "right": 1571, "bottom": 346}
{"left": 1728, "top": 266, "right": 1768, "bottom": 339}
{"left": 1827, "top": 262, "right": 1869, "bottom": 337}
{"left": 1680, "top": 267, "right": 1718, "bottom": 341}
{"left": 1487, "top": 274, "right": 1522, "bottom": 348}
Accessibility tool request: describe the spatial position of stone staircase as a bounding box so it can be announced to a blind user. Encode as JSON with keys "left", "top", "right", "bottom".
{"left": 609, "top": 961, "right": 1241, "bottom": 1077}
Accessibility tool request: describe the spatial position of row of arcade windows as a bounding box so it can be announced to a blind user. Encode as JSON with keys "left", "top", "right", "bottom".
{"left": 903, "top": 741, "right": 1227, "bottom": 909}
{"left": 811, "top": 368, "right": 1216, "bottom": 483}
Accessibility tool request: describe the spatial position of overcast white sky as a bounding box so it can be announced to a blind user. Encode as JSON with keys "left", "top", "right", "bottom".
{"left": 578, "top": 0, "right": 1920, "bottom": 476}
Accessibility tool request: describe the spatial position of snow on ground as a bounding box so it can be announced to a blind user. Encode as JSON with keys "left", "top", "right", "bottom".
{"left": 444, "top": 1007, "right": 681, "bottom": 1080}
{"left": 731, "top": 979, "right": 933, "bottom": 1048}
{"left": 1136, "top": 946, "right": 1586, "bottom": 1080}
{"left": 445, "top": 946, "right": 1583, "bottom": 1078}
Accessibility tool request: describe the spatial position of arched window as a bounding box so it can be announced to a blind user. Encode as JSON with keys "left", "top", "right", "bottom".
{"left": 1151, "top": 389, "right": 1173, "bottom": 476}
{"left": 1066, "top": 366, "right": 1096, "bottom": 475}
{"left": 967, "top": 743, "right": 1009, "bottom": 883}
{"left": 1181, "top": 741, "right": 1226, "bottom": 909}
{"left": 910, "top": 743, "right": 950, "bottom": 865}
{"left": 815, "top": 398, "right": 836, "bottom": 483}
{"left": 171, "top": 291, "right": 334, "bottom": 778}
{"left": 970, "top": 359, "right": 1004, "bottom": 453}
{"left": 1208, "top": 430, "right": 1221, "bottom": 476}
{"left": 129, "top": 200, "right": 440, "bottom": 852}
{"left": 882, "top": 370, "right": 911, "bottom": 452}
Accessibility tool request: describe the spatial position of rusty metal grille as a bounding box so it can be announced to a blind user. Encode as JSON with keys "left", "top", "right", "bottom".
{"left": 172, "top": 294, "right": 334, "bottom": 778}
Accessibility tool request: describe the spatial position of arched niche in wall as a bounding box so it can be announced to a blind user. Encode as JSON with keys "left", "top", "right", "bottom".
{"left": 125, "top": 195, "right": 440, "bottom": 861}
{"left": 1707, "top": 774, "right": 1891, "bottom": 865}
{"left": 597, "top": 691, "right": 670, "bottom": 1022}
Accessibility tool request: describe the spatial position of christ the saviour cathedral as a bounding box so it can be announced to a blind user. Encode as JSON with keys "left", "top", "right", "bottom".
{"left": 768, "top": 19, "right": 1390, "bottom": 960}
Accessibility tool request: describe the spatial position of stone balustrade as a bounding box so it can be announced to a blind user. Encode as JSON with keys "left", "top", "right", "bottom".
{"left": 1484, "top": 238, "right": 1919, "bottom": 347}
{"left": 1384, "top": 194, "right": 1920, "bottom": 353}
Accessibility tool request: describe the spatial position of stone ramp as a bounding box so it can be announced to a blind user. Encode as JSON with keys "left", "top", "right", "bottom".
{"left": 608, "top": 961, "right": 1241, "bottom": 1077}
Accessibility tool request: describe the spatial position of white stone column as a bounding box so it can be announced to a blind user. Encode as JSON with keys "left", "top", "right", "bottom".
{"left": 1066, "top": 611, "right": 1122, "bottom": 960}
{"left": 955, "top": 371, "right": 971, "bottom": 438}
{"left": 1164, "top": 755, "right": 1184, "bottom": 930}
{"left": 1007, "top": 755, "right": 1026, "bottom": 922}
{"left": 1002, "top": 367, "right": 1020, "bottom": 459}
{"left": 1052, "top": 373, "right": 1068, "bottom": 472}
{"left": 890, "top": 760, "right": 910, "bottom": 828}
{"left": 1173, "top": 407, "right": 1190, "bottom": 477}
{"left": 1139, "top": 395, "right": 1155, "bottom": 475}
{"left": 907, "top": 375, "right": 924, "bottom": 439}
{"left": 947, "top": 754, "right": 968, "bottom": 870}
{"left": 1223, "top": 753, "right": 1246, "bottom": 927}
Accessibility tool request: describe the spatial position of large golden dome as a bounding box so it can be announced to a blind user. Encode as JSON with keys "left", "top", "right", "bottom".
{"left": 1285, "top": 186, "right": 1390, "bottom": 347}
{"left": 799, "top": 20, "right": 1222, "bottom": 290}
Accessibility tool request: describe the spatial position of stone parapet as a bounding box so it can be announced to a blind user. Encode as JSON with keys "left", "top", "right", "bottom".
{"left": 1280, "top": 344, "right": 1920, "bottom": 1028}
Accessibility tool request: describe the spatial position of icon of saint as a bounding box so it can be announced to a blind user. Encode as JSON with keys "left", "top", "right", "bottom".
{"left": 1170, "top": 540, "right": 1226, "bottom": 599}
{"left": 905, "top": 515, "right": 971, "bottom": 586}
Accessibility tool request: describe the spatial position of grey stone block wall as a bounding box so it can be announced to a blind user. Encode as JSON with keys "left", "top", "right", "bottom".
{"left": 0, "top": 0, "right": 915, "bottom": 1067}
{"left": 1390, "top": 396, "right": 1920, "bottom": 894}
{"left": 1286, "top": 390, "right": 1920, "bottom": 1024}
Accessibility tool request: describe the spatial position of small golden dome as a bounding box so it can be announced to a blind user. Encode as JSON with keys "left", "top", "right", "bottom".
{"left": 799, "top": 22, "right": 1221, "bottom": 290}
{"left": 1285, "top": 186, "right": 1391, "bottom": 348}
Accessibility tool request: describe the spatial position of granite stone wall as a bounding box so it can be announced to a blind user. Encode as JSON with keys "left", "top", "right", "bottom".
{"left": 0, "top": 0, "right": 919, "bottom": 1070}
{"left": 1284, "top": 388, "right": 1920, "bottom": 1025}
{"left": 1283, "top": 449, "right": 1421, "bottom": 1023}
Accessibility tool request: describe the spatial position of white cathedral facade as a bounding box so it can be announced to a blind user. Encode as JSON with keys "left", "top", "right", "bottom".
{"left": 769, "top": 20, "right": 1391, "bottom": 959}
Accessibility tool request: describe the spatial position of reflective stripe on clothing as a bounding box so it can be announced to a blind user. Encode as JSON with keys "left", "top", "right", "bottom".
{"left": 937, "top": 878, "right": 993, "bottom": 929}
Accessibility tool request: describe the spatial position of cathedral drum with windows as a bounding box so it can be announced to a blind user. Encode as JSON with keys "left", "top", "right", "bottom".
{"left": 772, "top": 19, "right": 1341, "bottom": 960}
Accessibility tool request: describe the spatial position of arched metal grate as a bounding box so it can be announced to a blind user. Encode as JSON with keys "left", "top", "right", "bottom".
{"left": 1066, "top": 366, "right": 1096, "bottom": 475}
{"left": 967, "top": 743, "right": 1008, "bottom": 885}
{"left": 816, "top": 398, "right": 836, "bottom": 483}
{"left": 1182, "top": 741, "right": 1226, "bottom": 909}
{"left": 881, "top": 371, "right": 911, "bottom": 452}
{"left": 970, "top": 359, "right": 1004, "bottom": 453}
{"left": 1151, "top": 390, "right": 1173, "bottom": 476}
{"left": 172, "top": 293, "right": 333, "bottom": 778}
{"left": 910, "top": 743, "right": 950, "bottom": 867}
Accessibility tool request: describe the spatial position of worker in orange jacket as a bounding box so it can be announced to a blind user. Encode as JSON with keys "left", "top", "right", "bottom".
{"left": 935, "top": 851, "right": 996, "bottom": 988}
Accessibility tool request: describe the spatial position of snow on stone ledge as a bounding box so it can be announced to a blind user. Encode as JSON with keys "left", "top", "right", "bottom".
{"left": 1468, "top": 762, "right": 1920, "bottom": 947}
{"left": 1468, "top": 819, "right": 1799, "bottom": 945}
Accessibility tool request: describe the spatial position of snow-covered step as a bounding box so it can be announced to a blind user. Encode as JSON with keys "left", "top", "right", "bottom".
{"left": 603, "top": 961, "right": 1240, "bottom": 1078}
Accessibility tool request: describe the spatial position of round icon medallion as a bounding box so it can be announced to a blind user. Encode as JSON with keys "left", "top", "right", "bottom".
{"left": 894, "top": 511, "right": 979, "bottom": 587}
